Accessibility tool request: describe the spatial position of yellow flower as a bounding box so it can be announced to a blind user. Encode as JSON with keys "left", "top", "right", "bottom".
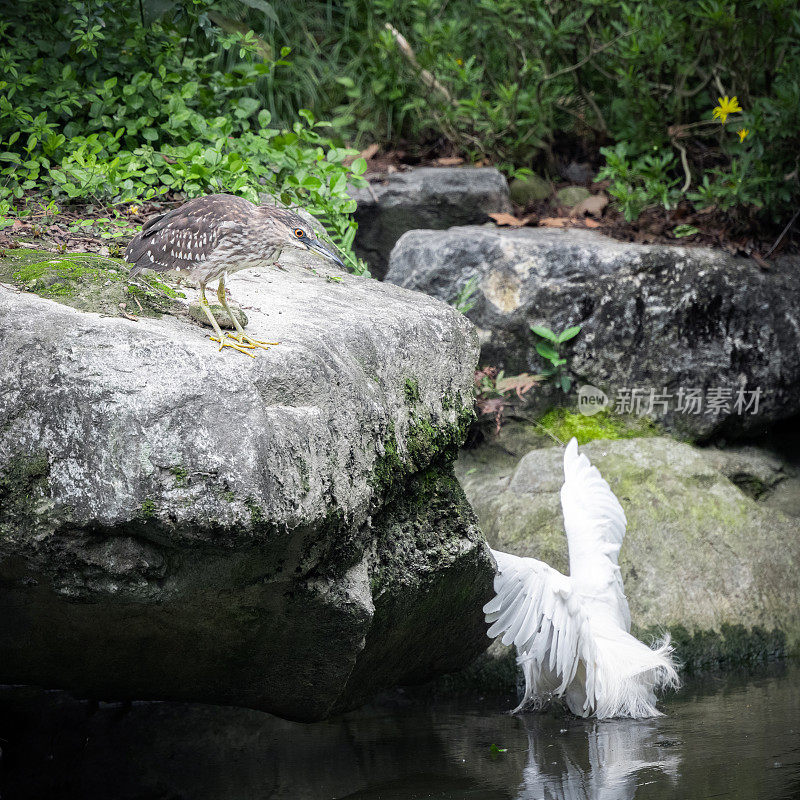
{"left": 712, "top": 95, "right": 742, "bottom": 123}
{"left": 455, "top": 57, "right": 463, "bottom": 66}
{"left": 737, "top": 128, "right": 749, "bottom": 142}
{"left": 127, "top": 205, "right": 140, "bottom": 215}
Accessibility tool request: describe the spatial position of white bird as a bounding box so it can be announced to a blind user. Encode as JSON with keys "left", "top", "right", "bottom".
{"left": 484, "top": 438, "right": 679, "bottom": 719}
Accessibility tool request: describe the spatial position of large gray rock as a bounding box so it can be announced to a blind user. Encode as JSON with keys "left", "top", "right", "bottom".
{"left": 457, "top": 436, "right": 800, "bottom": 666}
{"left": 0, "top": 252, "right": 494, "bottom": 721}
{"left": 386, "top": 227, "right": 800, "bottom": 438}
{"left": 351, "top": 167, "right": 511, "bottom": 279}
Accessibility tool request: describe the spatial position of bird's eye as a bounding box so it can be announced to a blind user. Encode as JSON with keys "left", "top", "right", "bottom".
{"left": 294, "top": 228, "right": 304, "bottom": 238}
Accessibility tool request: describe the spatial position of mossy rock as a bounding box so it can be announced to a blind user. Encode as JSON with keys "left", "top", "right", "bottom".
{"left": 538, "top": 407, "right": 659, "bottom": 445}
{"left": 555, "top": 186, "right": 591, "bottom": 207}
{"left": 509, "top": 174, "right": 551, "bottom": 205}
{"left": 458, "top": 436, "right": 800, "bottom": 666}
{"left": 0, "top": 248, "right": 183, "bottom": 317}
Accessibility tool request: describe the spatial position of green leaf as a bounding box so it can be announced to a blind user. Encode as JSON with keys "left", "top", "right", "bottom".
{"left": 530, "top": 325, "right": 557, "bottom": 342}
{"left": 351, "top": 157, "right": 367, "bottom": 175}
{"left": 557, "top": 325, "right": 582, "bottom": 343}
{"left": 238, "top": 0, "right": 279, "bottom": 23}
{"left": 535, "top": 342, "right": 558, "bottom": 360}
{"left": 489, "top": 744, "right": 508, "bottom": 754}
{"left": 673, "top": 224, "right": 699, "bottom": 238}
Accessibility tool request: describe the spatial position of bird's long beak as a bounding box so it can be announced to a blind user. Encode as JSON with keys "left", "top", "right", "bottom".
{"left": 306, "top": 239, "right": 345, "bottom": 268}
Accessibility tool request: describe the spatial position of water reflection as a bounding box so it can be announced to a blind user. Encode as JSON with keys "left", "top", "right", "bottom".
{"left": 0, "top": 663, "right": 797, "bottom": 800}
{"left": 516, "top": 717, "right": 678, "bottom": 800}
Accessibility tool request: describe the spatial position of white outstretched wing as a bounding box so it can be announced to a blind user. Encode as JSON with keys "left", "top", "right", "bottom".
{"left": 560, "top": 437, "right": 630, "bottom": 629}
{"left": 484, "top": 549, "right": 593, "bottom": 709}
{"left": 483, "top": 440, "right": 679, "bottom": 718}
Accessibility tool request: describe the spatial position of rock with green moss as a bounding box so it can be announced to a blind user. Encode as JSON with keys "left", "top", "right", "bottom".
{"left": 457, "top": 436, "right": 800, "bottom": 669}
{"left": 0, "top": 254, "right": 493, "bottom": 721}
{"left": 386, "top": 227, "right": 800, "bottom": 438}
{"left": 509, "top": 173, "right": 551, "bottom": 205}
{"left": 0, "top": 248, "right": 182, "bottom": 316}
{"left": 555, "top": 186, "right": 591, "bottom": 207}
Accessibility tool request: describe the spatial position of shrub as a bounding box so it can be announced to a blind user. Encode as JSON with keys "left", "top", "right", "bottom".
{"left": 3, "top": 1, "right": 799, "bottom": 229}
{"left": 248, "top": 0, "right": 800, "bottom": 222}
{"left": 0, "top": 0, "right": 369, "bottom": 271}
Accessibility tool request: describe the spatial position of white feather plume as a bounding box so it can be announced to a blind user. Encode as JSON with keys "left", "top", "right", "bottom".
{"left": 484, "top": 438, "right": 679, "bottom": 719}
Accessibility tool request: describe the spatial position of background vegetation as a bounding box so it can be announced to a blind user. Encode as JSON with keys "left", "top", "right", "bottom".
{"left": 2, "top": 0, "right": 799, "bottom": 241}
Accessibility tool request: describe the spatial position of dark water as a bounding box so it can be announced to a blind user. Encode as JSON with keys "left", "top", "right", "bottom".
{"left": 0, "top": 663, "right": 798, "bottom": 800}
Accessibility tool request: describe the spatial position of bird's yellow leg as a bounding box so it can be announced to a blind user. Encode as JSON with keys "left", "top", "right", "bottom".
{"left": 199, "top": 281, "right": 256, "bottom": 358}
{"left": 216, "top": 275, "right": 278, "bottom": 350}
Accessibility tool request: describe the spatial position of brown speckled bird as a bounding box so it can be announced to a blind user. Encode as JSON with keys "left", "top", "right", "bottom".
{"left": 125, "top": 194, "right": 344, "bottom": 356}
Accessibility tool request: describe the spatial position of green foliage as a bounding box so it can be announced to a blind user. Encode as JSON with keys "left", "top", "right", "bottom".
{"left": 0, "top": 0, "right": 368, "bottom": 272}
{"left": 3, "top": 0, "right": 799, "bottom": 232}
{"left": 687, "top": 159, "right": 767, "bottom": 212}
{"left": 452, "top": 275, "right": 479, "bottom": 315}
{"left": 596, "top": 144, "right": 682, "bottom": 222}
{"left": 243, "top": 0, "right": 800, "bottom": 222}
{"left": 530, "top": 324, "right": 581, "bottom": 393}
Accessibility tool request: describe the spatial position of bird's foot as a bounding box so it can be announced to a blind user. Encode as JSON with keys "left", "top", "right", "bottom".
{"left": 209, "top": 334, "right": 258, "bottom": 358}
{"left": 230, "top": 333, "right": 279, "bottom": 350}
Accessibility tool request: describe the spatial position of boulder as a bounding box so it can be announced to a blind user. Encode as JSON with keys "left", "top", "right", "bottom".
{"left": 0, "top": 249, "right": 494, "bottom": 721}
{"left": 351, "top": 167, "right": 511, "bottom": 279}
{"left": 386, "top": 227, "right": 800, "bottom": 438}
{"left": 457, "top": 436, "right": 800, "bottom": 667}
{"left": 509, "top": 174, "right": 551, "bottom": 205}
{"left": 555, "top": 186, "right": 591, "bottom": 207}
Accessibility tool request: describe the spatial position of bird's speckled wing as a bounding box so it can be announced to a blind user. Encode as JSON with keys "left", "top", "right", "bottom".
{"left": 125, "top": 194, "right": 254, "bottom": 275}
{"left": 560, "top": 438, "right": 630, "bottom": 630}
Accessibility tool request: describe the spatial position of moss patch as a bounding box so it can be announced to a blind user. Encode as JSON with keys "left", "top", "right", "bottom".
{"left": 0, "top": 248, "right": 183, "bottom": 317}
{"left": 404, "top": 378, "right": 420, "bottom": 405}
{"left": 139, "top": 499, "right": 157, "bottom": 519}
{"left": 636, "top": 623, "right": 787, "bottom": 673}
{"left": 0, "top": 453, "right": 50, "bottom": 522}
{"left": 337, "top": 461, "right": 494, "bottom": 707}
{"left": 538, "top": 408, "right": 659, "bottom": 445}
{"left": 187, "top": 303, "right": 247, "bottom": 330}
{"left": 372, "top": 403, "right": 474, "bottom": 498}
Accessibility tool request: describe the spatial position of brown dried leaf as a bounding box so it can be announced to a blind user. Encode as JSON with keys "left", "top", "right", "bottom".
{"left": 359, "top": 143, "right": 380, "bottom": 160}
{"left": 496, "top": 372, "right": 543, "bottom": 399}
{"left": 489, "top": 212, "right": 528, "bottom": 227}
{"left": 539, "top": 217, "right": 570, "bottom": 228}
{"left": 582, "top": 218, "right": 601, "bottom": 228}
{"left": 433, "top": 156, "right": 465, "bottom": 166}
{"left": 570, "top": 194, "right": 608, "bottom": 218}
